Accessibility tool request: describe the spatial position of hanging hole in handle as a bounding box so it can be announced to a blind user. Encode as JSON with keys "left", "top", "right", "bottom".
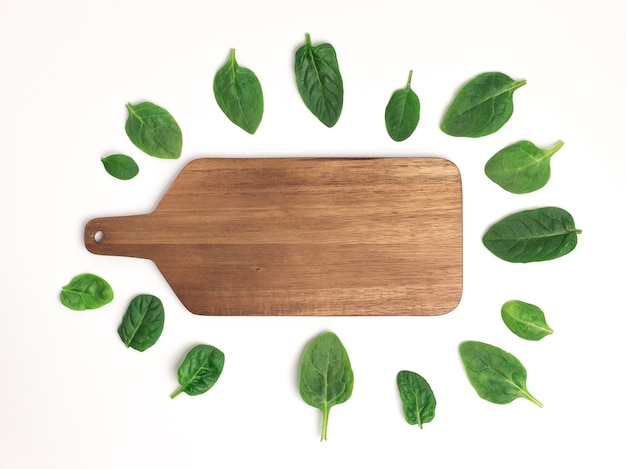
{"left": 93, "top": 230, "right": 105, "bottom": 243}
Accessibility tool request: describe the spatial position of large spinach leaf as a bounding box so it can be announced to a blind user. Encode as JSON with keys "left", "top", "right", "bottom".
{"left": 397, "top": 370, "right": 436, "bottom": 429}
{"left": 294, "top": 33, "right": 343, "bottom": 127}
{"left": 385, "top": 70, "right": 420, "bottom": 142}
{"left": 60, "top": 273, "right": 114, "bottom": 311}
{"left": 299, "top": 331, "right": 353, "bottom": 441}
{"left": 213, "top": 48, "right": 264, "bottom": 134}
{"left": 483, "top": 206, "right": 581, "bottom": 262}
{"left": 441, "top": 72, "right": 526, "bottom": 137}
{"left": 501, "top": 300, "right": 553, "bottom": 341}
{"left": 485, "top": 140, "right": 564, "bottom": 193}
{"left": 118, "top": 294, "right": 165, "bottom": 351}
{"left": 125, "top": 101, "right": 182, "bottom": 159}
{"left": 171, "top": 344, "right": 225, "bottom": 398}
{"left": 459, "top": 341, "right": 542, "bottom": 407}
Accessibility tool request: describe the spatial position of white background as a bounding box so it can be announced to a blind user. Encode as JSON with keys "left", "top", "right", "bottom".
{"left": 1, "top": 1, "right": 624, "bottom": 467}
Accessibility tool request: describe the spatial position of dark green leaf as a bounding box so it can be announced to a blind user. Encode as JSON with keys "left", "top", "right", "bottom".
{"left": 213, "top": 48, "right": 264, "bottom": 134}
{"left": 295, "top": 33, "right": 343, "bottom": 127}
{"left": 485, "top": 140, "right": 564, "bottom": 193}
{"left": 170, "top": 344, "right": 224, "bottom": 398}
{"left": 101, "top": 153, "right": 139, "bottom": 180}
{"left": 125, "top": 101, "right": 182, "bottom": 159}
{"left": 397, "top": 370, "right": 436, "bottom": 429}
{"left": 385, "top": 70, "right": 420, "bottom": 142}
{"left": 501, "top": 300, "right": 553, "bottom": 341}
{"left": 483, "top": 206, "right": 581, "bottom": 263}
{"left": 441, "top": 72, "right": 526, "bottom": 137}
{"left": 299, "top": 331, "right": 353, "bottom": 441}
{"left": 60, "top": 273, "right": 113, "bottom": 311}
{"left": 459, "top": 341, "right": 542, "bottom": 407}
{"left": 118, "top": 294, "right": 165, "bottom": 351}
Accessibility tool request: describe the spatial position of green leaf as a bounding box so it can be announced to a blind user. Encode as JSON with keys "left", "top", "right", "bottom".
{"left": 501, "top": 300, "right": 553, "bottom": 341}
{"left": 385, "top": 70, "right": 420, "bottom": 142}
{"left": 397, "top": 370, "right": 436, "bottom": 429}
{"left": 213, "top": 48, "right": 264, "bottom": 134}
{"left": 485, "top": 140, "right": 564, "bottom": 193}
{"left": 299, "top": 331, "right": 353, "bottom": 441}
{"left": 125, "top": 101, "right": 182, "bottom": 159}
{"left": 295, "top": 33, "right": 343, "bottom": 127}
{"left": 118, "top": 294, "right": 165, "bottom": 351}
{"left": 441, "top": 72, "right": 526, "bottom": 137}
{"left": 459, "top": 341, "right": 542, "bottom": 407}
{"left": 170, "top": 344, "right": 225, "bottom": 398}
{"left": 60, "top": 273, "right": 114, "bottom": 311}
{"left": 101, "top": 153, "right": 139, "bottom": 180}
{"left": 483, "top": 206, "right": 581, "bottom": 263}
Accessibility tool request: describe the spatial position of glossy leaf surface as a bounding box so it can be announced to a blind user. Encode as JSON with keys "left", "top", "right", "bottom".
{"left": 295, "top": 33, "right": 343, "bottom": 127}
{"left": 60, "top": 273, "right": 113, "bottom": 311}
{"left": 171, "top": 344, "right": 225, "bottom": 398}
{"left": 397, "top": 370, "right": 436, "bottom": 428}
{"left": 501, "top": 300, "right": 553, "bottom": 341}
{"left": 118, "top": 294, "right": 165, "bottom": 351}
{"left": 485, "top": 140, "right": 564, "bottom": 193}
{"left": 299, "top": 331, "right": 353, "bottom": 441}
{"left": 385, "top": 70, "right": 420, "bottom": 142}
{"left": 101, "top": 153, "right": 139, "bottom": 180}
{"left": 213, "top": 48, "right": 264, "bottom": 134}
{"left": 441, "top": 72, "right": 526, "bottom": 137}
{"left": 483, "top": 206, "right": 581, "bottom": 263}
{"left": 125, "top": 101, "right": 182, "bottom": 159}
{"left": 459, "top": 341, "right": 542, "bottom": 407}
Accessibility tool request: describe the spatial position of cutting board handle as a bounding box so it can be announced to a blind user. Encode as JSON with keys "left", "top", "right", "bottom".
{"left": 84, "top": 214, "right": 155, "bottom": 259}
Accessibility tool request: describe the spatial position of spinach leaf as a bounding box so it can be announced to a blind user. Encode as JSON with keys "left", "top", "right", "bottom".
{"left": 294, "top": 33, "right": 343, "bottom": 127}
{"left": 397, "top": 370, "right": 436, "bottom": 429}
{"left": 170, "top": 344, "right": 224, "bottom": 398}
{"left": 485, "top": 140, "right": 564, "bottom": 193}
{"left": 213, "top": 48, "right": 264, "bottom": 134}
{"left": 459, "top": 341, "right": 542, "bottom": 407}
{"left": 441, "top": 72, "right": 526, "bottom": 137}
{"left": 299, "top": 331, "right": 353, "bottom": 441}
{"left": 118, "top": 294, "right": 165, "bottom": 351}
{"left": 483, "top": 206, "right": 581, "bottom": 263}
{"left": 101, "top": 153, "right": 139, "bottom": 180}
{"left": 125, "top": 101, "right": 182, "bottom": 159}
{"left": 60, "top": 273, "right": 114, "bottom": 311}
{"left": 385, "top": 70, "right": 420, "bottom": 142}
{"left": 501, "top": 300, "right": 553, "bottom": 341}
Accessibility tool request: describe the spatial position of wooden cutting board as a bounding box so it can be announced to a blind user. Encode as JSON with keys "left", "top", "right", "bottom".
{"left": 84, "top": 157, "right": 462, "bottom": 316}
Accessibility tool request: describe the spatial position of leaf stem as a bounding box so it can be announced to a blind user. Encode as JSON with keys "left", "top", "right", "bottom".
{"left": 547, "top": 140, "right": 564, "bottom": 157}
{"left": 320, "top": 405, "right": 329, "bottom": 441}
{"left": 229, "top": 48, "right": 236, "bottom": 63}
{"left": 525, "top": 391, "right": 543, "bottom": 408}
{"left": 305, "top": 32, "right": 312, "bottom": 48}
{"left": 406, "top": 70, "right": 413, "bottom": 88}
{"left": 170, "top": 387, "right": 184, "bottom": 399}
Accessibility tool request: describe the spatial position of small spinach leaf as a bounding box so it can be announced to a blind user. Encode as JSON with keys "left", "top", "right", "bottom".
{"left": 118, "top": 294, "right": 165, "bottom": 351}
{"left": 294, "top": 33, "right": 343, "bottom": 127}
{"left": 459, "top": 341, "right": 542, "bottom": 407}
{"left": 485, "top": 140, "right": 564, "bottom": 194}
{"left": 385, "top": 70, "right": 420, "bottom": 142}
{"left": 397, "top": 370, "right": 436, "bottom": 429}
{"left": 60, "top": 273, "right": 114, "bottom": 311}
{"left": 125, "top": 101, "right": 182, "bottom": 159}
{"left": 483, "top": 206, "right": 581, "bottom": 263}
{"left": 213, "top": 48, "right": 264, "bottom": 134}
{"left": 299, "top": 331, "right": 353, "bottom": 441}
{"left": 101, "top": 153, "right": 139, "bottom": 180}
{"left": 441, "top": 72, "right": 526, "bottom": 137}
{"left": 170, "top": 344, "right": 225, "bottom": 398}
{"left": 501, "top": 300, "right": 553, "bottom": 341}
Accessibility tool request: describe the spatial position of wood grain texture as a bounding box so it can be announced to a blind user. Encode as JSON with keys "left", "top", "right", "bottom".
{"left": 84, "top": 157, "right": 462, "bottom": 316}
